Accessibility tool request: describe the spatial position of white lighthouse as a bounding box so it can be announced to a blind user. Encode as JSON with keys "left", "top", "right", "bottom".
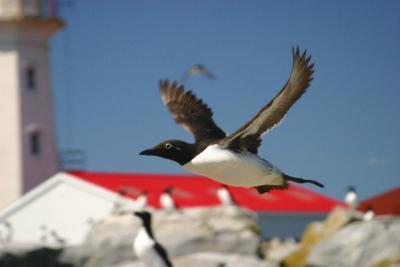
{"left": 0, "top": 0, "right": 63, "bottom": 208}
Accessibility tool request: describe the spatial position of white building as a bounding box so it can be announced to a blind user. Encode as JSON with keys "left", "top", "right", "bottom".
{"left": 0, "top": 172, "right": 135, "bottom": 246}
{"left": 0, "top": 0, "right": 63, "bottom": 208}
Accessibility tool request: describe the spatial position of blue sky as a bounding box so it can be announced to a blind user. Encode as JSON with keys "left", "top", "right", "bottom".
{"left": 51, "top": 1, "right": 400, "bottom": 200}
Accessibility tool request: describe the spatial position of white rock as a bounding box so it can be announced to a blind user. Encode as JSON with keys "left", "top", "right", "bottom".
{"left": 307, "top": 217, "right": 400, "bottom": 267}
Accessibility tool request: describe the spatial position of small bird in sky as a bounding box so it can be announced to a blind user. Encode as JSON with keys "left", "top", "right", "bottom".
{"left": 181, "top": 64, "right": 216, "bottom": 83}
{"left": 140, "top": 47, "right": 324, "bottom": 194}
{"left": 133, "top": 211, "right": 174, "bottom": 267}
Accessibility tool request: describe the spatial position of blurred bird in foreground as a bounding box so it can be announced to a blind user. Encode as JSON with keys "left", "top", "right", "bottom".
{"left": 181, "top": 64, "right": 216, "bottom": 83}
{"left": 133, "top": 211, "right": 174, "bottom": 267}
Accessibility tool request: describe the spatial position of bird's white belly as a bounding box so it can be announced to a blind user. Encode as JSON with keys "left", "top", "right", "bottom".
{"left": 183, "top": 144, "right": 283, "bottom": 187}
{"left": 133, "top": 228, "right": 168, "bottom": 267}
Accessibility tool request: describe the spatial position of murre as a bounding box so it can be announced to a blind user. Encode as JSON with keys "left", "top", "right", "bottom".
{"left": 132, "top": 211, "right": 174, "bottom": 267}
{"left": 140, "top": 47, "right": 324, "bottom": 194}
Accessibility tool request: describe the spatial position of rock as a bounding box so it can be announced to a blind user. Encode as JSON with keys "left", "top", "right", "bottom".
{"left": 174, "top": 252, "right": 278, "bottom": 267}
{"left": 0, "top": 243, "right": 73, "bottom": 267}
{"left": 306, "top": 217, "right": 400, "bottom": 267}
{"left": 261, "top": 238, "right": 299, "bottom": 263}
{"left": 62, "top": 206, "right": 261, "bottom": 267}
{"left": 283, "top": 207, "right": 352, "bottom": 267}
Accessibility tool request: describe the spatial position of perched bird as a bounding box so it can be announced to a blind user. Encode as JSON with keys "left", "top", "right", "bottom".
{"left": 345, "top": 186, "right": 358, "bottom": 209}
{"left": 135, "top": 190, "right": 148, "bottom": 210}
{"left": 133, "top": 211, "right": 174, "bottom": 267}
{"left": 181, "top": 64, "right": 216, "bottom": 82}
{"left": 0, "top": 221, "right": 13, "bottom": 243}
{"left": 160, "top": 187, "right": 176, "bottom": 211}
{"left": 111, "top": 188, "right": 130, "bottom": 214}
{"left": 216, "top": 185, "right": 236, "bottom": 206}
{"left": 50, "top": 230, "right": 67, "bottom": 246}
{"left": 39, "top": 224, "right": 48, "bottom": 243}
{"left": 363, "top": 206, "right": 375, "bottom": 221}
{"left": 140, "top": 47, "right": 324, "bottom": 194}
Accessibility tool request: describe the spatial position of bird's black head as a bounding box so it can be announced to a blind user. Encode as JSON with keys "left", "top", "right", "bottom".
{"left": 164, "top": 186, "right": 173, "bottom": 194}
{"left": 133, "top": 211, "right": 152, "bottom": 224}
{"left": 347, "top": 186, "right": 356, "bottom": 193}
{"left": 139, "top": 140, "right": 196, "bottom": 165}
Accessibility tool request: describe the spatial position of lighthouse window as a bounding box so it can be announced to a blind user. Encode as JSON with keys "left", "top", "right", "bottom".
{"left": 30, "top": 132, "right": 41, "bottom": 155}
{"left": 26, "top": 66, "right": 36, "bottom": 90}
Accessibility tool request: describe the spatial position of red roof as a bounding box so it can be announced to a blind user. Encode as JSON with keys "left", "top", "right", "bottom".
{"left": 358, "top": 187, "right": 400, "bottom": 215}
{"left": 69, "top": 171, "right": 343, "bottom": 213}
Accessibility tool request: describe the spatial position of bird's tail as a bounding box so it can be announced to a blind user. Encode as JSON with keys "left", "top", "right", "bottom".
{"left": 283, "top": 174, "right": 324, "bottom": 188}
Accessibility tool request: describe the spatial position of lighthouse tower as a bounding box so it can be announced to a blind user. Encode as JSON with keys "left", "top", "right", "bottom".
{"left": 0, "top": 0, "right": 63, "bottom": 207}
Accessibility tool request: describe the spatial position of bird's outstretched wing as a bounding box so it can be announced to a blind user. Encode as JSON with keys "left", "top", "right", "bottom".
{"left": 220, "top": 47, "right": 314, "bottom": 153}
{"left": 160, "top": 80, "right": 226, "bottom": 143}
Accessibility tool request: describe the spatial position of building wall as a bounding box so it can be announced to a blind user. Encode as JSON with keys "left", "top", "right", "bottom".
{"left": 0, "top": 173, "right": 125, "bottom": 245}
{"left": 17, "top": 27, "right": 58, "bottom": 192}
{"left": 0, "top": 33, "right": 23, "bottom": 208}
{"left": 0, "top": 17, "right": 62, "bottom": 208}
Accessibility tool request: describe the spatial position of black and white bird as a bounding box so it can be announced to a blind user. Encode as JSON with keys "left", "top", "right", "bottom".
{"left": 363, "top": 206, "right": 375, "bottom": 221}
{"left": 345, "top": 186, "right": 358, "bottom": 209}
{"left": 133, "top": 211, "right": 174, "bottom": 267}
{"left": 216, "top": 185, "right": 236, "bottom": 206}
{"left": 135, "top": 190, "right": 148, "bottom": 210}
{"left": 159, "top": 187, "right": 176, "bottom": 211}
{"left": 140, "top": 47, "right": 324, "bottom": 194}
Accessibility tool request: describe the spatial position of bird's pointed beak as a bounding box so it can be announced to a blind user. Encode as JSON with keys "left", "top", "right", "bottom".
{"left": 139, "top": 148, "right": 157, "bottom": 156}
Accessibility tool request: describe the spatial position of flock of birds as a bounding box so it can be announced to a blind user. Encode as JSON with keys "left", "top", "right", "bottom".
{"left": 130, "top": 185, "right": 375, "bottom": 267}
{"left": 110, "top": 184, "right": 235, "bottom": 214}
{"left": 0, "top": 184, "right": 374, "bottom": 267}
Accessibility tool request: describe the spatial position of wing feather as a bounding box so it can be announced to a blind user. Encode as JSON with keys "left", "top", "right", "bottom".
{"left": 160, "top": 80, "right": 226, "bottom": 143}
{"left": 221, "top": 47, "right": 314, "bottom": 153}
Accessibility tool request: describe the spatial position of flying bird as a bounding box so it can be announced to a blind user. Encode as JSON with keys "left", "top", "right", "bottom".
{"left": 140, "top": 47, "right": 324, "bottom": 194}
{"left": 133, "top": 211, "right": 174, "bottom": 267}
{"left": 181, "top": 64, "right": 216, "bottom": 82}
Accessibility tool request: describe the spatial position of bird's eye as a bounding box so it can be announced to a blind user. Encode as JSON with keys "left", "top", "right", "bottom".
{"left": 165, "top": 143, "right": 172, "bottom": 149}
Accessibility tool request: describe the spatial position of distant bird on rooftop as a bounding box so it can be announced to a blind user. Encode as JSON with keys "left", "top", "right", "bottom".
{"left": 0, "top": 221, "right": 13, "bottom": 243}
{"left": 216, "top": 185, "right": 236, "bottom": 206}
{"left": 181, "top": 64, "right": 216, "bottom": 83}
{"left": 345, "top": 186, "right": 358, "bottom": 209}
{"left": 140, "top": 47, "right": 324, "bottom": 194}
{"left": 50, "top": 230, "right": 67, "bottom": 246}
{"left": 363, "top": 206, "right": 375, "bottom": 221}
{"left": 133, "top": 211, "right": 174, "bottom": 267}
{"left": 160, "top": 187, "right": 176, "bottom": 211}
{"left": 135, "top": 190, "right": 148, "bottom": 210}
{"left": 39, "top": 224, "right": 48, "bottom": 243}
